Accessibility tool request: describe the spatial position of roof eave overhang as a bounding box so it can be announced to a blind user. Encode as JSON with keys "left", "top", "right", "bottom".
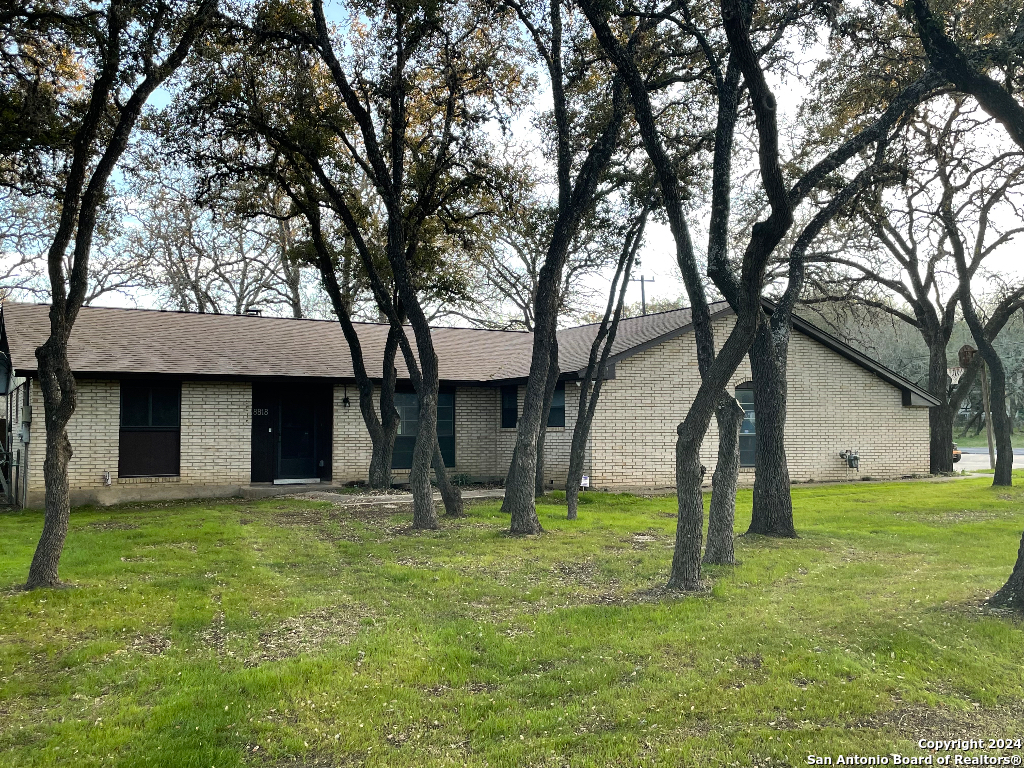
{"left": 577, "top": 304, "right": 736, "bottom": 377}
{"left": 761, "top": 298, "right": 941, "bottom": 407}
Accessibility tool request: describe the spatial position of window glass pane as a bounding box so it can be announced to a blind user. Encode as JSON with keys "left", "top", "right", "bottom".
{"left": 547, "top": 382, "right": 566, "bottom": 428}
{"left": 120, "top": 385, "right": 150, "bottom": 427}
{"left": 437, "top": 391, "right": 454, "bottom": 437}
{"left": 735, "top": 386, "right": 756, "bottom": 466}
{"left": 392, "top": 436, "right": 415, "bottom": 469}
{"left": 395, "top": 392, "right": 419, "bottom": 437}
{"left": 439, "top": 435, "right": 456, "bottom": 467}
{"left": 739, "top": 435, "right": 757, "bottom": 467}
{"left": 501, "top": 385, "right": 518, "bottom": 428}
{"left": 735, "top": 389, "right": 755, "bottom": 435}
{"left": 150, "top": 385, "right": 180, "bottom": 427}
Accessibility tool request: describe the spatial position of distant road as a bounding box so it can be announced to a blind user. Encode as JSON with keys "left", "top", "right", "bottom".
{"left": 960, "top": 446, "right": 1024, "bottom": 456}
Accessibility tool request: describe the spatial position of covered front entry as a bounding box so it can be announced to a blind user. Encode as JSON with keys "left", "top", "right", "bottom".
{"left": 250, "top": 382, "right": 333, "bottom": 483}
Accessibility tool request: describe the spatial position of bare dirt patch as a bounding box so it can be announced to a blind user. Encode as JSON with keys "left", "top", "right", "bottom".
{"left": 850, "top": 700, "right": 1024, "bottom": 739}
{"left": 130, "top": 632, "right": 171, "bottom": 655}
{"left": 255, "top": 749, "right": 365, "bottom": 767}
{"left": 82, "top": 520, "right": 140, "bottom": 531}
{"left": 242, "top": 607, "right": 374, "bottom": 667}
{"left": 893, "top": 509, "right": 1004, "bottom": 525}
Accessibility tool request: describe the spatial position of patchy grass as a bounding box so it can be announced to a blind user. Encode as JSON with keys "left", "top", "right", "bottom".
{"left": 2, "top": 477, "right": 1024, "bottom": 767}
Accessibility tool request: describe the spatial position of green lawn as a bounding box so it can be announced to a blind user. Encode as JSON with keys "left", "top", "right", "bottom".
{"left": 2, "top": 478, "right": 1024, "bottom": 767}
{"left": 954, "top": 431, "right": 1011, "bottom": 449}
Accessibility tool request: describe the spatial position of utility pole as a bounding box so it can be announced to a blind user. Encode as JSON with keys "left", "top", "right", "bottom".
{"left": 629, "top": 275, "right": 654, "bottom": 315}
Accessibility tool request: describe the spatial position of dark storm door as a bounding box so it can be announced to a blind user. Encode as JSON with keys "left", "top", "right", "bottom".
{"left": 278, "top": 399, "right": 317, "bottom": 479}
{"left": 250, "top": 385, "right": 278, "bottom": 482}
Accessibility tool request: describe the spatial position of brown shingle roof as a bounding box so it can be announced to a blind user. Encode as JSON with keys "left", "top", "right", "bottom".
{"left": 0, "top": 300, "right": 940, "bottom": 405}
{"left": 555, "top": 302, "right": 733, "bottom": 372}
{"left": 0, "top": 302, "right": 535, "bottom": 383}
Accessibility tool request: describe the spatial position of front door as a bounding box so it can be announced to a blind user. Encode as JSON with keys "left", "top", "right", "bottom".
{"left": 278, "top": 399, "right": 317, "bottom": 479}
{"left": 251, "top": 383, "right": 333, "bottom": 482}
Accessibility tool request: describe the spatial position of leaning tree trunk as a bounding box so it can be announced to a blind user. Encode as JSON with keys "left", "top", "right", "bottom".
{"left": 704, "top": 395, "right": 744, "bottom": 564}
{"left": 306, "top": 203, "right": 399, "bottom": 490}
{"left": 565, "top": 208, "right": 645, "bottom": 520}
{"left": 748, "top": 318, "right": 796, "bottom": 537}
{"left": 501, "top": 79, "right": 625, "bottom": 534}
{"left": 535, "top": 347, "right": 560, "bottom": 498}
{"left": 505, "top": 325, "right": 557, "bottom": 534}
{"left": 954, "top": 251, "right": 1014, "bottom": 487}
{"left": 367, "top": 325, "right": 401, "bottom": 488}
{"left": 26, "top": 337, "right": 77, "bottom": 589}
{"left": 431, "top": 442, "right": 464, "bottom": 517}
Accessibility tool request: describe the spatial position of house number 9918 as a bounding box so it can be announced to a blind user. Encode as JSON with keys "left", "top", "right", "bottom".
{"left": 252, "top": 408, "right": 269, "bottom": 416}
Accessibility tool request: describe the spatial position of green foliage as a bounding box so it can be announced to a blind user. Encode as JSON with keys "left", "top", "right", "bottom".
{"left": 2, "top": 478, "right": 1024, "bottom": 765}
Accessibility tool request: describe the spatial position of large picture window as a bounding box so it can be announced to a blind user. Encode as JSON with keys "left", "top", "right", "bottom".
{"left": 392, "top": 389, "right": 455, "bottom": 470}
{"left": 119, "top": 380, "right": 181, "bottom": 477}
{"left": 735, "top": 382, "right": 756, "bottom": 468}
{"left": 546, "top": 381, "right": 565, "bottom": 428}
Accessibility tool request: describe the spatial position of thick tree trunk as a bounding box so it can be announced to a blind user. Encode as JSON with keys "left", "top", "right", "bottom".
{"left": 987, "top": 360, "right": 1014, "bottom": 486}
{"left": 367, "top": 432, "right": 397, "bottom": 488}
{"left": 930, "top": 404, "right": 955, "bottom": 474}
{"left": 408, "top": 388, "right": 439, "bottom": 529}
{"left": 535, "top": 348, "right": 560, "bottom": 498}
{"left": 26, "top": 339, "right": 76, "bottom": 589}
{"left": 748, "top": 318, "right": 796, "bottom": 537}
{"left": 669, "top": 431, "right": 707, "bottom": 591}
{"left": 926, "top": 338, "right": 955, "bottom": 474}
{"left": 991, "top": 535, "right": 1024, "bottom": 611}
{"left": 367, "top": 325, "right": 401, "bottom": 488}
{"left": 953, "top": 248, "right": 1013, "bottom": 487}
{"left": 505, "top": 329, "right": 556, "bottom": 534}
{"left": 392, "top": 319, "right": 441, "bottom": 529}
{"left": 704, "top": 395, "right": 743, "bottom": 565}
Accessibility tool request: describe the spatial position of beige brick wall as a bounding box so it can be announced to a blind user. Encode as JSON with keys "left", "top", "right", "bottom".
{"left": 588, "top": 317, "right": 930, "bottom": 488}
{"left": 455, "top": 387, "right": 498, "bottom": 478}
{"left": 495, "top": 383, "right": 590, "bottom": 488}
{"left": 334, "top": 383, "right": 588, "bottom": 486}
{"left": 26, "top": 378, "right": 120, "bottom": 491}
{"left": 27, "top": 379, "right": 253, "bottom": 491}
{"left": 332, "top": 385, "right": 374, "bottom": 484}
{"left": 179, "top": 381, "right": 252, "bottom": 484}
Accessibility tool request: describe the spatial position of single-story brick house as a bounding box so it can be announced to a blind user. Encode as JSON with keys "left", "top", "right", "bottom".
{"left": 0, "top": 301, "right": 937, "bottom": 506}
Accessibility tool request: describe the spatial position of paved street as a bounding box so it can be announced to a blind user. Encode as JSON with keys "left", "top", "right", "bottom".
{"left": 957, "top": 446, "right": 1024, "bottom": 472}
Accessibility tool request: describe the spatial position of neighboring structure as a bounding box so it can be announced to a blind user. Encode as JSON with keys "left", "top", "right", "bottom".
{"left": 0, "top": 301, "right": 937, "bottom": 506}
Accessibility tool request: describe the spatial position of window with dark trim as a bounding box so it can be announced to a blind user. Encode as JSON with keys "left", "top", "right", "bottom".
{"left": 119, "top": 380, "right": 181, "bottom": 477}
{"left": 547, "top": 381, "right": 566, "bottom": 428}
{"left": 735, "top": 382, "right": 756, "bottom": 467}
{"left": 392, "top": 389, "right": 456, "bottom": 469}
{"left": 500, "top": 385, "right": 518, "bottom": 428}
